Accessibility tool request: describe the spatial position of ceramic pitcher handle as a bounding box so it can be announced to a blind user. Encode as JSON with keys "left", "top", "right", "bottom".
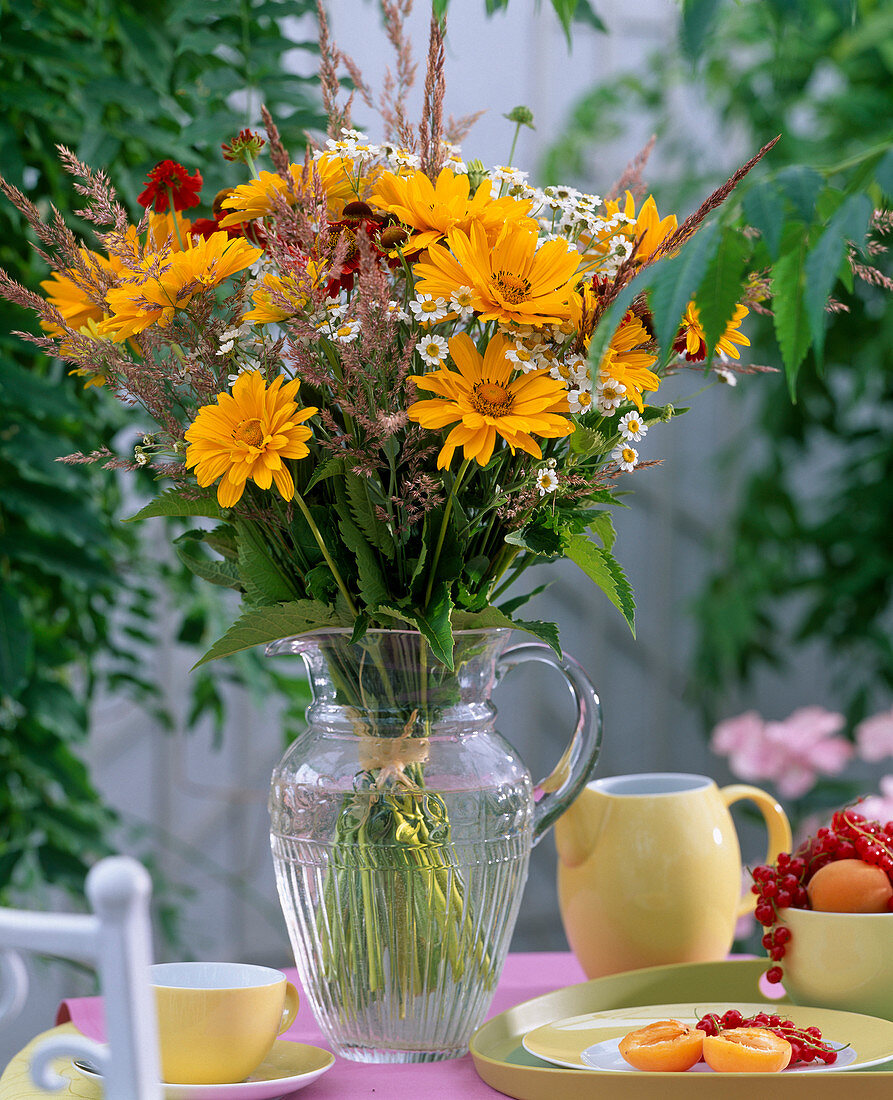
{"left": 497, "top": 643, "right": 602, "bottom": 847}
{"left": 720, "top": 784, "right": 793, "bottom": 917}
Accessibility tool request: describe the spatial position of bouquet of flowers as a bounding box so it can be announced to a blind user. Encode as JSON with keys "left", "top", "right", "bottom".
{"left": 0, "top": 7, "right": 820, "bottom": 1043}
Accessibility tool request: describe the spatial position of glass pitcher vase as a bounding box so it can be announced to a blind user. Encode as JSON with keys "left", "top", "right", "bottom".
{"left": 268, "top": 628, "right": 601, "bottom": 1062}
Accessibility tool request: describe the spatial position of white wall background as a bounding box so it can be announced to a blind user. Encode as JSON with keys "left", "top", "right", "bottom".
{"left": 3, "top": 0, "right": 873, "bottom": 1067}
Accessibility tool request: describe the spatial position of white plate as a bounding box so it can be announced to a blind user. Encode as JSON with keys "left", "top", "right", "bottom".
{"left": 521, "top": 1001, "right": 893, "bottom": 1074}
{"left": 72, "top": 1039, "right": 334, "bottom": 1099}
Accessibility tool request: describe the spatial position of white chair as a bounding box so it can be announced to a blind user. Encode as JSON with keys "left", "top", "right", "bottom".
{"left": 0, "top": 855, "right": 162, "bottom": 1098}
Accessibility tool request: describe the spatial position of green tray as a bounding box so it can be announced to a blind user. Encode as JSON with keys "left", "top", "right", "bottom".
{"left": 470, "top": 959, "right": 893, "bottom": 1098}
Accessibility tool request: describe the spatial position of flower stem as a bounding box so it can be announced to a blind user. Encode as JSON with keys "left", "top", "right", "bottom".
{"left": 164, "top": 190, "right": 187, "bottom": 250}
{"left": 292, "top": 490, "right": 359, "bottom": 617}
{"left": 424, "top": 458, "right": 471, "bottom": 607}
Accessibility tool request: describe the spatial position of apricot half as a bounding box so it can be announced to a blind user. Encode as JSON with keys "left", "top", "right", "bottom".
{"left": 806, "top": 858, "right": 893, "bottom": 913}
{"left": 618, "top": 1019, "right": 704, "bottom": 1072}
{"left": 702, "top": 1028, "right": 792, "bottom": 1073}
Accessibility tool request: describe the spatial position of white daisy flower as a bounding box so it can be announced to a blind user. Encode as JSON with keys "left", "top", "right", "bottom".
{"left": 536, "top": 467, "right": 559, "bottom": 496}
{"left": 618, "top": 411, "right": 648, "bottom": 442}
{"left": 567, "top": 388, "right": 594, "bottom": 414}
{"left": 505, "top": 342, "right": 540, "bottom": 372}
{"left": 491, "top": 165, "right": 528, "bottom": 186}
{"left": 612, "top": 444, "right": 638, "bottom": 473}
{"left": 227, "top": 363, "right": 254, "bottom": 387}
{"left": 386, "top": 300, "right": 410, "bottom": 322}
{"left": 332, "top": 319, "right": 361, "bottom": 343}
{"left": 409, "top": 294, "right": 449, "bottom": 323}
{"left": 550, "top": 361, "right": 576, "bottom": 386}
{"left": 596, "top": 379, "right": 626, "bottom": 414}
{"left": 547, "top": 457, "right": 557, "bottom": 469}
{"left": 450, "top": 287, "right": 475, "bottom": 320}
{"left": 715, "top": 365, "right": 738, "bottom": 386}
{"left": 385, "top": 147, "right": 421, "bottom": 170}
{"left": 416, "top": 334, "right": 448, "bottom": 365}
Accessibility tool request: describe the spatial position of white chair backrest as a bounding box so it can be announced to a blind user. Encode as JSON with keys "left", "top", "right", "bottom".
{"left": 0, "top": 855, "right": 162, "bottom": 1098}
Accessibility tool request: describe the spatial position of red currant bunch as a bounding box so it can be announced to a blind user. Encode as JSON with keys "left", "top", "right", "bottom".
{"left": 750, "top": 807, "right": 893, "bottom": 983}
{"left": 696, "top": 1010, "right": 840, "bottom": 1065}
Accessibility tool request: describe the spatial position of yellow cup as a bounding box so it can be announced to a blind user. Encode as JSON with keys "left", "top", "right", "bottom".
{"left": 555, "top": 772, "right": 791, "bottom": 977}
{"left": 151, "top": 962, "right": 299, "bottom": 1084}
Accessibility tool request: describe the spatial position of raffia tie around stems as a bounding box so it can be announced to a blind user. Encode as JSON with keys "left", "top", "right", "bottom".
{"left": 359, "top": 735, "right": 430, "bottom": 778}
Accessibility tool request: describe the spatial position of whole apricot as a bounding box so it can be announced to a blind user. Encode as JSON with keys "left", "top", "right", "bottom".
{"left": 703, "top": 1028, "right": 792, "bottom": 1073}
{"left": 806, "top": 858, "right": 893, "bottom": 913}
{"left": 618, "top": 1019, "right": 704, "bottom": 1072}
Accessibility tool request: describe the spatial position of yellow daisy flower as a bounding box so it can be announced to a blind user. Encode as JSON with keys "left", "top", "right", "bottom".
{"left": 582, "top": 191, "right": 677, "bottom": 270}
{"left": 40, "top": 249, "right": 114, "bottom": 335}
{"left": 219, "top": 154, "right": 360, "bottom": 228}
{"left": 243, "top": 262, "right": 324, "bottom": 325}
{"left": 407, "top": 332, "right": 573, "bottom": 469}
{"left": 368, "top": 167, "right": 535, "bottom": 255}
{"left": 675, "top": 301, "right": 751, "bottom": 361}
{"left": 412, "top": 222, "right": 580, "bottom": 328}
{"left": 184, "top": 370, "right": 317, "bottom": 508}
{"left": 99, "top": 232, "right": 262, "bottom": 340}
{"left": 598, "top": 312, "right": 660, "bottom": 411}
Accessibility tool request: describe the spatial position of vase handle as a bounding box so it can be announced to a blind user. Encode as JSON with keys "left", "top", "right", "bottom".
{"left": 496, "top": 642, "right": 602, "bottom": 848}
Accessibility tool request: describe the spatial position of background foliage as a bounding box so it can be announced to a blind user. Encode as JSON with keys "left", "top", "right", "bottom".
{"left": 0, "top": 0, "right": 322, "bottom": 905}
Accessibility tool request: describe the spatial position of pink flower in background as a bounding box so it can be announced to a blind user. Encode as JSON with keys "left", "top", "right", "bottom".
{"left": 711, "top": 706, "right": 853, "bottom": 799}
{"left": 855, "top": 776, "right": 893, "bottom": 824}
{"left": 855, "top": 707, "right": 893, "bottom": 762}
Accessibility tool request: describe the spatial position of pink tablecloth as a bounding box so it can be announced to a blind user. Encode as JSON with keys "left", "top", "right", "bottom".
{"left": 56, "top": 951, "right": 588, "bottom": 1098}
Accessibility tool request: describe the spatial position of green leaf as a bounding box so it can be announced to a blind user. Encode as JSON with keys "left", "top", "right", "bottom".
{"left": 345, "top": 472, "right": 395, "bottom": 559}
{"left": 680, "top": 0, "right": 722, "bottom": 59}
{"left": 877, "top": 147, "right": 893, "bottom": 200}
{"left": 588, "top": 511, "right": 616, "bottom": 552}
{"left": 174, "top": 536, "right": 243, "bottom": 590}
{"left": 771, "top": 227, "right": 811, "bottom": 397}
{"left": 569, "top": 422, "right": 608, "bottom": 456}
{"left": 125, "top": 488, "right": 223, "bottom": 522}
{"left": 0, "top": 586, "right": 32, "bottom": 697}
{"left": 695, "top": 228, "right": 750, "bottom": 365}
{"left": 236, "top": 522, "right": 295, "bottom": 604}
{"left": 413, "top": 583, "right": 454, "bottom": 669}
{"left": 566, "top": 534, "right": 636, "bottom": 635}
{"left": 504, "top": 521, "right": 563, "bottom": 556}
{"left": 498, "top": 582, "right": 552, "bottom": 616}
{"left": 649, "top": 220, "right": 722, "bottom": 356}
{"left": 451, "top": 607, "right": 562, "bottom": 656}
{"left": 193, "top": 600, "right": 346, "bottom": 667}
{"left": 804, "top": 193, "right": 873, "bottom": 364}
{"left": 303, "top": 455, "right": 344, "bottom": 492}
{"left": 742, "top": 182, "right": 785, "bottom": 261}
{"left": 337, "top": 481, "right": 389, "bottom": 610}
{"left": 774, "top": 165, "right": 824, "bottom": 223}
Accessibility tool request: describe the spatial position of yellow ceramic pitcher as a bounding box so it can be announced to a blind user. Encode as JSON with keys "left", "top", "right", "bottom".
{"left": 556, "top": 772, "right": 791, "bottom": 977}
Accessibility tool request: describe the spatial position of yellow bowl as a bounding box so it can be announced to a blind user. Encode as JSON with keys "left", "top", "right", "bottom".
{"left": 779, "top": 908, "right": 893, "bottom": 1021}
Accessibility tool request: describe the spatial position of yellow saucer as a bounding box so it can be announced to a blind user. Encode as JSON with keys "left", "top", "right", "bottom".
{"left": 523, "top": 1001, "right": 893, "bottom": 1073}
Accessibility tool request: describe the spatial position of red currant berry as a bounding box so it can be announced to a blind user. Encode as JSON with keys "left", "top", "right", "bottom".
{"left": 774, "top": 926, "right": 791, "bottom": 944}
{"left": 775, "top": 889, "right": 792, "bottom": 907}
{"left": 766, "top": 966, "right": 784, "bottom": 984}
{"left": 721, "top": 1009, "right": 743, "bottom": 1028}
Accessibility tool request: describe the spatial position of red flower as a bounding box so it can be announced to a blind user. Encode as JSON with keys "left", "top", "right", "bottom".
{"left": 138, "top": 161, "right": 203, "bottom": 212}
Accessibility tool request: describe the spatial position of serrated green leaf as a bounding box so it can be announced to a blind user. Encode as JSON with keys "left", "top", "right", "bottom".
{"left": 193, "top": 600, "right": 346, "bottom": 667}
{"left": 695, "top": 228, "right": 750, "bottom": 364}
{"left": 774, "top": 165, "right": 824, "bottom": 222}
{"left": 566, "top": 534, "right": 636, "bottom": 635}
{"left": 236, "top": 522, "right": 294, "bottom": 604}
{"left": 174, "top": 538, "right": 243, "bottom": 590}
{"left": 804, "top": 193, "right": 873, "bottom": 364}
{"left": 413, "top": 583, "right": 454, "bottom": 669}
{"left": 498, "top": 582, "right": 552, "bottom": 616}
{"left": 649, "top": 220, "right": 722, "bottom": 355}
{"left": 336, "top": 481, "right": 389, "bottom": 609}
{"left": 570, "top": 423, "right": 607, "bottom": 456}
{"left": 742, "top": 182, "right": 785, "bottom": 261}
{"left": 771, "top": 228, "right": 811, "bottom": 397}
{"left": 451, "top": 607, "right": 562, "bottom": 656}
{"left": 303, "top": 455, "right": 344, "bottom": 492}
{"left": 125, "top": 488, "right": 223, "bottom": 522}
{"left": 588, "top": 511, "right": 616, "bottom": 552}
{"left": 345, "top": 472, "right": 395, "bottom": 559}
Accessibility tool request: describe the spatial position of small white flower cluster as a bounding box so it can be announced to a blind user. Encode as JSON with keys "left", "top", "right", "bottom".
{"left": 319, "top": 129, "right": 467, "bottom": 177}
{"left": 536, "top": 457, "right": 559, "bottom": 496}
{"left": 409, "top": 294, "right": 449, "bottom": 323}
{"left": 609, "top": 412, "right": 650, "bottom": 472}
{"left": 416, "top": 334, "right": 448, "bottom": 366}
{"left": 217, "top": 324, "right": 268, "bottom": 387}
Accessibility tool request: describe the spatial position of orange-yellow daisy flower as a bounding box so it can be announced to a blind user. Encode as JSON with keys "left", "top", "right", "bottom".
{"left": 582, "top": 191, "right": 677, "bottom": 270}
{"left": 598, "top": 312, "right": 660, "bottom": 411}
{"left": 184, "top": 370, "right": 317, "bottom": 507}
{"left": 99, "top": 232, "right": 262, "bottom": 340}
{"left": 40, "top": 248, "right": 115, "bottom": 335}
{"left": 219, "top": 154, "right": 360, "bottom": 228}
{"left": 407, "top": 332, "right": 573, "bottom": 468}
{"left": 368, "top": 167, "right": 535, "bottom": 255}
{"left": 674, "top": 301, "right": 750, "bottom": 361}
{"left": 243, "top": 261, "right": 324, "bottom": 325}
{"left": 412, "top": 221, "right": 580, "bottom": 328}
